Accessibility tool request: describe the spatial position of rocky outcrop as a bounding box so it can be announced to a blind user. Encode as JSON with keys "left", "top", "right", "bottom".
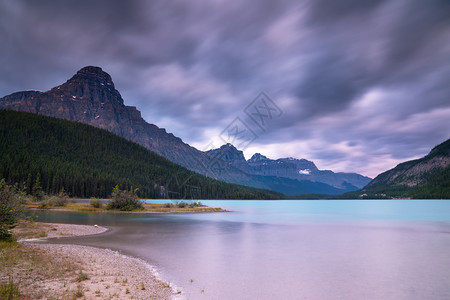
{"left": 0, "top": 91, "right": 42, "bottom": 107}
{"left": 206, "top": 143, "right": 251, "bottom": 174}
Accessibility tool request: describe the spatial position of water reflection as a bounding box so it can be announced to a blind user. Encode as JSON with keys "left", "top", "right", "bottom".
{"left": 33, "top": 200, "right": 450, "bottom": 299}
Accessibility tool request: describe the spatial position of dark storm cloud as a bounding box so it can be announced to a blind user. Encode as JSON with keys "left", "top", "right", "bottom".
{"left": 0, "top": 0, "right": 449, "bottom": 177}
{"left": 294, "top": 53, "right": 371, "bottom": 117}
{"left": 0, "top": 0, "right": 149, "bottom": 90}
{"left": 290, "top": 0, "right": 450, "bottom": 118}
{"left": 308, "top": 0, "right": 387, "bottom": 21}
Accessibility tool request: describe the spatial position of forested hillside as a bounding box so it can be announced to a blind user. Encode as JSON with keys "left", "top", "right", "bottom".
{"left": 0, "top": 110, "right": 281, "bottom": 199}
{"left": 359, "top": 138, "right": 450, "bottom": 199}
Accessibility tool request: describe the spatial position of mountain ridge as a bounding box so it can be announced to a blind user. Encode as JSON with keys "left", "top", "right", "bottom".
{"left": 206, "top": 143, "right": 371, "bottom": 193}
{"left": 1, "top": 65, "right": 370, "bottom": 195}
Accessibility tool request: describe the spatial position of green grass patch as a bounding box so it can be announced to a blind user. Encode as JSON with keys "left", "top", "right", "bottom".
{"left": 76, "top": 270, "right": 89, "bottom": 282}
{"left": 0, "top": 278, "right": 20, "bottom": 300}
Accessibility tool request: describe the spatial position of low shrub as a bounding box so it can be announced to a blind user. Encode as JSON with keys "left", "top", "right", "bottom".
{"left": 72, "top": 286, "right": 84, "bottom": 298}
{"left": 89, "top": 198, "right": 103, "bottom": 208}
{"left": 48, "top": 196, "right": 67, "bottom": 207}
{"left": 189, "top": 201, "right": 203, "bottom": 208}
{"left": 76, "top": 271, "right": 89, "bottom": 282}
{"left": 107, "top": 185, "right": 143, "bottom": 211}
{"left": 37, "top": 201, "right": 49, "bottom": 209}
{"left": 37, "top": 196, "right": 67, "bottom": 208}
{"left": 40, "top": 188, "right": 68, "bottom": 207}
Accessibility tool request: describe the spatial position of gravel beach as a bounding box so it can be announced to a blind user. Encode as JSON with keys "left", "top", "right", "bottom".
{"left": 6, "top": 222, "right": 177, "bottom": 299}
{"left": 26, "top": 243, "right": 175, "bottom": 299}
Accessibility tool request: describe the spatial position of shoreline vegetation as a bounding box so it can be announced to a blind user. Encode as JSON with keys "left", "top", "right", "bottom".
{"left": 2, "top": 221, "right": 176, "bottom": 299}
{"left": 25, "top": 183, "right": 228, "bottom": 213}
{"left": 26, "top": 200, "right": 227, "bottom": 213}
{"left": 15, "top": 177, "right": 227, "bottom": 213}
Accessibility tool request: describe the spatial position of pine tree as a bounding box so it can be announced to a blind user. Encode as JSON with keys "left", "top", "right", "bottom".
{"left": 0, "top": 179, "right": 23, "bottom": 241}
{"left": 32, "top": 173, "right": 43, "bottom": 201}
{"left": 26, "top": 173, "right": 33, "bottom": 195}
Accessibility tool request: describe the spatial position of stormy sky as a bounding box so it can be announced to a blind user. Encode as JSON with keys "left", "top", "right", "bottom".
{"left": 1, "top": 0, "right": 449, "bottom": 177}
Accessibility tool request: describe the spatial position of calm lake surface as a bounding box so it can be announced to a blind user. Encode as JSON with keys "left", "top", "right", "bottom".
{"left": 34, "top": 200, "right": 450, "bottom": 299}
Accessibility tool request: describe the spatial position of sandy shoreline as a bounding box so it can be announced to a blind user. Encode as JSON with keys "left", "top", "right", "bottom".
{"left": 7, "top": 222, "right": 178, "bottom": 299}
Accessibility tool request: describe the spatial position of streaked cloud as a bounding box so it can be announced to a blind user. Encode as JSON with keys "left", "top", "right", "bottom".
{"left": 1, "top": 0, "right": 449, "bottom": 177}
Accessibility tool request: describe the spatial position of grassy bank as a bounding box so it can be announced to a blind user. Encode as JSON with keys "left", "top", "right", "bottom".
{"left": 0, "top": 239, "right": 83, "bottom": 299}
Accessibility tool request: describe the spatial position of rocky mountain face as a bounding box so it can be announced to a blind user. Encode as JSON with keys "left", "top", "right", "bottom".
{"left": 3, "top": 67, "right": 147, "bottom": 140}
{"left": 206, "top": 144, "right": 372, "bottom": 192}
{"left": 248, "top": 154, "right": 318, "bottom": 178}
{"left": 362, "top": 138, "right": 450, "bottom": 198}
{"left": 206, "top": 143, "right": 252, "bottom": 174}
{"left": 0, "top": 91, "right": 43, "bottom": 107}
{"left": 0, "top": 66, "right": 371, "bottom": 195}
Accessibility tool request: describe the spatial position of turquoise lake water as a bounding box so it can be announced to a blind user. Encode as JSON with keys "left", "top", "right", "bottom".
{"left": 34, "top": 200, "right": 450, "bottom": 299}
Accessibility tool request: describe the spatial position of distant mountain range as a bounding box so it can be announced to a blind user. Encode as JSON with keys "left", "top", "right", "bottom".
{"left": 359, "top": 138, "right": 450, "bottom": 199}
{"left": 0, "top": 66, "right": 371, "bottom": 195}
{"left": 206, "top": 143, "right": 371, "bottom": 194}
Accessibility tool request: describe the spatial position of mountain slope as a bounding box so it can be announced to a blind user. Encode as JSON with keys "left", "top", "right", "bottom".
{"left": 0, "top": 66, "right": 262, "bottom": 188}
{"left": 361, "top": 138, "right": 450, "bottom": 198}
{"left": 0, "top": 110, "right": 282, "bottom": 199}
